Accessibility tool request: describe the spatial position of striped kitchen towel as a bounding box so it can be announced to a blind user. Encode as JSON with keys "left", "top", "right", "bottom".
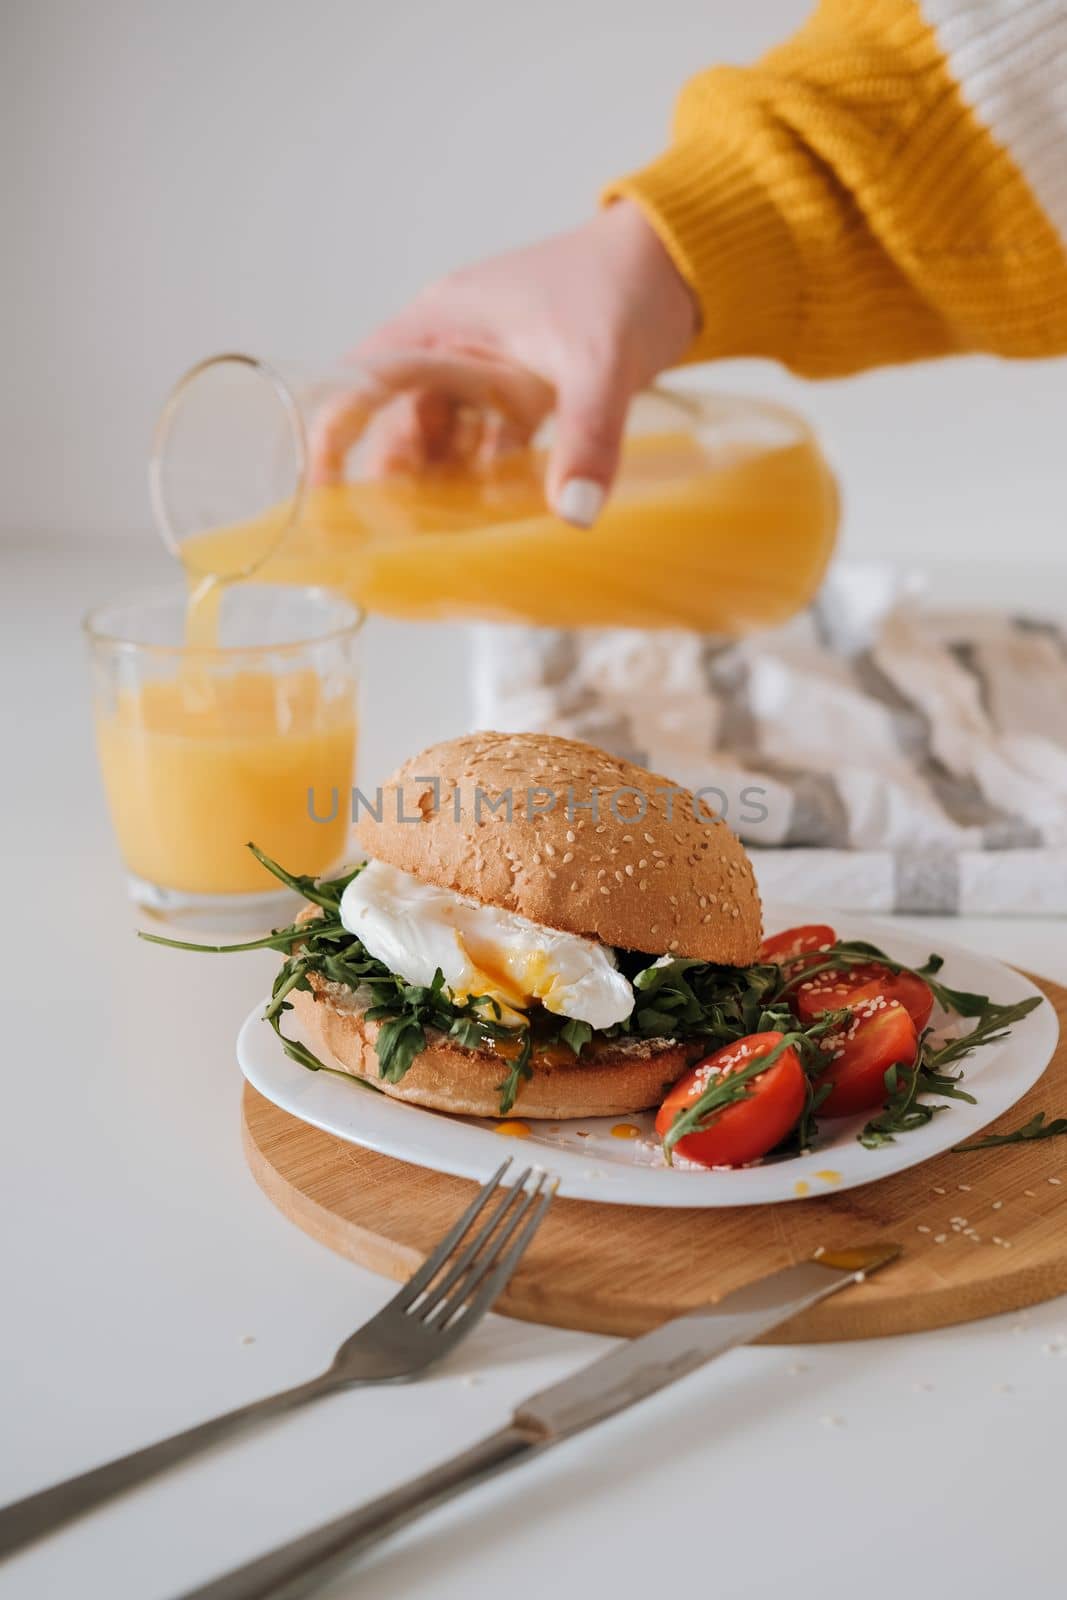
{"left": 472, "top": 566, "right": 1067, "bottom": 916}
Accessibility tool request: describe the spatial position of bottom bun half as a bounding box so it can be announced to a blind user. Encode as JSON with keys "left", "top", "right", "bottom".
{"left": 289, "top": 973, "right": 703, "bottom": 1120}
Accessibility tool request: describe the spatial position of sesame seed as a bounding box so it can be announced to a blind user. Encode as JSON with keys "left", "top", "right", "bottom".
{"left": 702, "top": 913, "right": 712, "bottom": 923}
{"left": 638, "top": 858, "right": 648, "bottom": 869}
{"left": 699, "top": 896, "right": 707, "bottom": 908}
{"left": 624, "top": 864, "right": 634, "bottom": 876}
{"left": 1050, "top": 1177, "right": 1062, "bottom": 1185}
{"left": 566, "top": 830, "right": 576, "bottom": 844}
{"left": 917, "top": 1224, "right": 931, "bottom": 1233}
{"left": 651, "top": 849, "right": 665, "bottom": 859}
{"left": 932, "top": 1186, "right": 946, "bottom": 1195}
{"left": 599, "top": 885, "right": 610, "bottom": 896}
{"left": 655, "top": 860, "right": 666, "bottom": 870}
{"left": 650, "top": 925, "right": 660, "bottom": 934}
{"left": 615, "top": 871, "right": 623, "bottom": 883}
{"left": 991, "top": 1200, "right": 1003, "bottom": 1210}
{"left": 669, "top": 940, "right": 680, "bottom": 951}
{"left": 531, "top": 854, "right": 541, "bottom": 866}
{"left": 569, "top": 881, "right": 578, "bottom": 892}
{"left": 644, "top": 832, "right": 655, "bottom": 844}
{"left": 1024, "top": 1189, "right": 1037, "bottom": 1198}
{"left": 639, "top": 881, "right": 648, "bottom": 892}
{"left": 934, "top": 1234, "right": 947, "bottom": 1244}
{"left": 958, "top": 1184, "right": 971, "bottom": 1192}
{"left": 544, "top": 843, "right": 555, "bottom": 857}
{"left": 562, "top": 851, "right": 574, "bottom": 864}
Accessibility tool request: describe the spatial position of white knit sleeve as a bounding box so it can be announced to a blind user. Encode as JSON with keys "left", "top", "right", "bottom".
{"left": 922, "top": 0, "right": 1067, "bottom": 244}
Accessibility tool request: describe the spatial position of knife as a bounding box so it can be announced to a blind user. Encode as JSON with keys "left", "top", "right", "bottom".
{"left": 178, "top": 1244, "right": 899, "bottom": 1600}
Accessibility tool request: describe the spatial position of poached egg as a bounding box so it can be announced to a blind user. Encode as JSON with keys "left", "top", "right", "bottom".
{"left": 339, "top": 860, "right": 634, "bottom": 1030}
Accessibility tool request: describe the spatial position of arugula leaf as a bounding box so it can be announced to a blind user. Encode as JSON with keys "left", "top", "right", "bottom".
{"left": 246, "top": 843, "right": 364, "bottom": 912}
{"left": 629, "top": 957, "right": 790, "bottom": 1047}
{"left": 558, "top": 1018, "right": 593, "bottom": 1056}
{"left": 495, "top": 1031, "right": 533, "bottom": 1117}
{"left": 858, "top": 1051, "right": 956, "bottom": 1149}
{"left": 857, "top": 998, "right": 1039, "bottom": 1148}
{"left": 953, "top": 1111, "right": 1067, "bottom": 1152}
{"left": 925, "top": 995, "right": 1043, "bottom": 1067}
{"left": 374, "top": 1014, "right": 429, "bottom": 1082}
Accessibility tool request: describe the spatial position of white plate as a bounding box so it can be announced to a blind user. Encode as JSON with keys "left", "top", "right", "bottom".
{"left": 237, "top": 908, "right": 1058, "bottom": 1207}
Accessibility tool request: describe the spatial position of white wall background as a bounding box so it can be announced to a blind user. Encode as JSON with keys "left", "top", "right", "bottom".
{"left": 4, "top": 0, "right": 1065, "bottom": 570}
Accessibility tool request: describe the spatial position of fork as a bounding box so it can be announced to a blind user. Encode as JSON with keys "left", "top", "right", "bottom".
{"left": 0, "top": 1159, "right": 554, "bottom": 1562}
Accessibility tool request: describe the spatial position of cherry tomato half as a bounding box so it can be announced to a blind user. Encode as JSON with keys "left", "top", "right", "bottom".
{"left": 792, "top": 962, "right": 934, "bottom": 1032}
{"left": 814, "top": 994, "right": 919, "bottom": 1117}
{"left": 656, "top": 1031, "right": 807, "bottom": 1168}
{"left": 758, "top": 924, "right": 837, "bottom": 965}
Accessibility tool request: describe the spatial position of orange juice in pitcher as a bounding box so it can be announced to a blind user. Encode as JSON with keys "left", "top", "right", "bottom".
{"left": 152, "top": 357, "right": 838, "bottom": 635}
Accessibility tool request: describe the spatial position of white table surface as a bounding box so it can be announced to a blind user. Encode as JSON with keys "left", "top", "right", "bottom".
{"left": 2, "top": 534, "right": 1066, "bottom": 1600}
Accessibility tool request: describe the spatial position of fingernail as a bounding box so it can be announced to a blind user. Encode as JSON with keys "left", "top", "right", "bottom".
{"left": 555, "top": 477, "right": 605, "bottom": 528}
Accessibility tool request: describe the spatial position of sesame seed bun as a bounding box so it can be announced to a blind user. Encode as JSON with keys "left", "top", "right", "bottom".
{"left": 291, "top": 973, "right": 709, "bottom": 1120}
{"left": 356, "top": 731, "right": 762, "bottom": 964}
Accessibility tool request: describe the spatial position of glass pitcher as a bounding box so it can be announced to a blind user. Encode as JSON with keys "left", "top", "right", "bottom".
{"left": 151, "top": 353, "right": 838, "bottom": 634}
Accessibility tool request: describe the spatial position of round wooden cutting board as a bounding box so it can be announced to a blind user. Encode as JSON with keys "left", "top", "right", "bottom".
{"left": 241, "top": 975, "right": 1067, "bottom": 1342}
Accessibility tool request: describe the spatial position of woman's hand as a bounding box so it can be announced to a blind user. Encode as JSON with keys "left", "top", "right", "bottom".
{"left": 313, "top": 201, "right": 698, "bottom": 525}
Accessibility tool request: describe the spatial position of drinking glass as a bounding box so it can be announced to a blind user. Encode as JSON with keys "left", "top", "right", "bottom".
{"left": 85, "top": 583, "right": 361, "bottom": 929}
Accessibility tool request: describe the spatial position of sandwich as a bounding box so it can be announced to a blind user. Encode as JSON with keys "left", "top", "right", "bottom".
{"left": 286, "top": 730, "right": 763, "bottom": 1119}
{"left": 144, "top": 729, "right": 1046, "bottom": 1167}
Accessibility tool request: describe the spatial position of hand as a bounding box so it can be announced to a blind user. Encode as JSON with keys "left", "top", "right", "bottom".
{"left": 312, "top": 201, "right": 698, "bottom": 525}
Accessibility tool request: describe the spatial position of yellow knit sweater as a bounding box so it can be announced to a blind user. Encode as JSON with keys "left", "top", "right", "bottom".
{"left": 606, "top": 0, "right": 1067, "bottom": 373}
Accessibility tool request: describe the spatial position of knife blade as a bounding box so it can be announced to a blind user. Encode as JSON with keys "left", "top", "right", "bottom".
{"left": 515, "top": 1242, "right": 900, "bottom": 1439}
{"left": 178, "top": 1243, "right": 900, "bottom": 1600}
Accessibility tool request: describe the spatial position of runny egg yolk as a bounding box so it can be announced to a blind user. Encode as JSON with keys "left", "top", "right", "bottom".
{"left": 458, "top": 941, "right": 564, "bottom": 1021}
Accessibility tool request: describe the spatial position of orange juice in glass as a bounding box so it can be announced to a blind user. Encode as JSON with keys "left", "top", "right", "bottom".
{"left": 85, "top": 584, "right": 361, "bottom": 926}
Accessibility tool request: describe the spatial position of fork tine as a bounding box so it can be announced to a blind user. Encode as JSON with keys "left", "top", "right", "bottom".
{"left": 431, "top": 1172, "right": 554, "bottom": 1331}
{"left": 391, "top": 1159, "right": 513, "bottom": 1310}
{"left": 410, "top": 1168, "right": 533, "bottom": 1322}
